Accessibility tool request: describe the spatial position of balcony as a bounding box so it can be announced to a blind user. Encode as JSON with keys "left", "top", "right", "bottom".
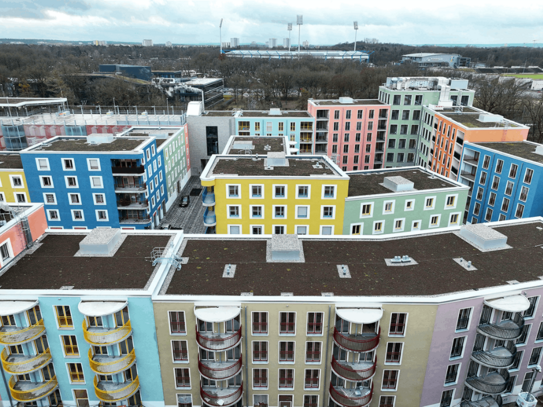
{"left": 94, "top": 376, "right": 140, "bottom": 402}
{"left": 117, "top": 198, "right": 148, "bottom": 209}
{"left": 111, "top": 165, "right": 145, "bottom": 175}
{"left": 196, "top": 326, "right": 242, "bottom": 352}
{"left": 329, "top": 383, "right": 372, "bottom": 407}
{"left": 461, "top": 396, "right": 502, "bottom": 407}
{"left": 471, "top": 342, "right": 516, "bottom": 369}
{"left": 477, "top": 314, "right": 525, "bottom": 341}
{"left": 1, "top": 349, "right": 52, "bottom": 375}
{"left": 460, "top": 172, "right": 476, "bottom": 182}
{"left": 202, "top": 190, "right": 216, "bottom": 207}
{"left": 114, "top": 181, "right": 146, "bottom": 192}
{"left": 331, "top": 356, "right": 376, "bottom": 382}
{"left": 465, "top": 370, "right": 510, "bottom": 395}
{"left": 119, "top": 214, "right": 151, "bottom": 224}
{"left": 203, "top": 209, "right": 216, "bottom": 227}
{"left": 333, "top": 327, "right": 380, "bottom": 353}
{"left": 82, "top": 320, "right": 132, "bottom": 346}
{"left": 300, "top": 137, "right": 313, "bottom": 143}
{"left": 0, "top": 320, "right": 45, "bottom": 345}
{"left": 200, "top": 383, "right": 243, "bottom": 407}
{"left": 89, "top": 349, "right": 136, "bottom": 375}
{"left": 9, "top": 376, "right": 58, "bottom": 402}
{"left": 316, "top": 136, "right": 327, "bottom": 143}
{"left": 198, "top": 355, "right": 242, "bottom": 380}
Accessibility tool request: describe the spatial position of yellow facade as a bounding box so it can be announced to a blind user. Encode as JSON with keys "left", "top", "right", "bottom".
{"left": 0, "top": 170, "right": 30, "bottom": 203}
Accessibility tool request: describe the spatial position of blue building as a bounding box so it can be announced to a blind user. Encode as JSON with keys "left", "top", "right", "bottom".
{"left": 20, "top": 134, "right": 168, "bottom": 230}
{"left": 458, "top": 141, "right": 543, "bottom": 224}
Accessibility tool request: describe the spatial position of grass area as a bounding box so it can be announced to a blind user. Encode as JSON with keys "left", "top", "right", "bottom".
{"left": 503, "top": 73, "right": 543, "bottom": 79}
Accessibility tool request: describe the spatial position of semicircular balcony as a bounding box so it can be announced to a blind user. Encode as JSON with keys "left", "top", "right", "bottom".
{"left": 329, "top": 383, "right": 373, "bottom": 407}
{"left": 202, "top": 189, "right": 215, "bottom": 207}
{"left": 195, "top": 307, "right": 242, "bottom": 352}
{"left": 203, "top": 208, "right": 216, "bottom": 227}
{"left": 93, "top": 376, "right": 140, "bottom": 402}
{"left": 477, "top": 314, "right": 525, "bottom": 341}
{"left": 331, "top": 356, "right": 377, "bottom": 382}
{"left": 0, "top": 321, "right": 45, "bottom": 346}
{"left": 89, "top": 349, "right": 136, "bottom": 375}
{"left": 471, "top": 342, "right": 516, "bottom": 369}
{"left": 461, "top": 396, "right": 502, "bottom": 407}
{"left": 198, "top": 355, "right": 242, "bottom": 381}
{"left": 465, "top": 370, "right": 510, "bottom": 395}
{"left": 333, "top": 327, "right": 380, "bottom": 353}
{"left": 484, "top": 295, "right": 531, "bottom": 314}
{"left": 9, "top": 375, "right": 58, "bottom": 403}
{"left": 200, "top": 382, "right": 243, "bottom": 407}
{"left": 1, "top": 348, "right": 52, "bottom": 375}
{"left": 80, "top": 301, "right": 132, "bottom": 346}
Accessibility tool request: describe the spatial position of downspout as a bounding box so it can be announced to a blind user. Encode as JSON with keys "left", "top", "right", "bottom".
{"left": 244, "top": 306, "right": 249, "bottom": 407}
{"left": 322, "top": 305, "right": 332, "bottom": 407}
{"left": 0, "top": 365, "right": 14, "bottom": 407}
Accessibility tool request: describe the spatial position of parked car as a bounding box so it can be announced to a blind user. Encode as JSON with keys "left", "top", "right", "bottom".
{"left": 179, "top": 195, "right": 190, "bottom": 207}
{"left": 160, "top": 224, "right": 171, "bottom": 230}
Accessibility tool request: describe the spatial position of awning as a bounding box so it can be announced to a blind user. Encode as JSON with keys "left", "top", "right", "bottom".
{"left": 484, "top": 295, "right": 531, "bottom": 313}
{"left": 195, "top": 307, "right": 241, "bottom": 323}
{"left": 0, "top": 301, "right": 38, "bottom": 316}
{"left": 336, "top": 308, "right": 383, "bottom": 324}
{"left": 78, "top": 301, "right": 127, "bottom": 317}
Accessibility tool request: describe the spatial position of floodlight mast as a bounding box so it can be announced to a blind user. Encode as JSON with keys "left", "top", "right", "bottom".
{"left": 353, "top": 21, "right": 358, "bottom": 52}
{"left": 288, "top": 23, "right": 292, "bottom": 53}
{"left": 297, "top": 15, "right": 303, "bottom": 53}
{"left": 219, "top": 18, "right": 223, "bottom": 54}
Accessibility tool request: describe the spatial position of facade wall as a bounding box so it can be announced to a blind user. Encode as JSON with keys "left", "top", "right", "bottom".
{"left": 160, "top": 127, "right": 191, "bottom": 210}
{"left": 0, "top": 168, "right": 30, "bottom": 203}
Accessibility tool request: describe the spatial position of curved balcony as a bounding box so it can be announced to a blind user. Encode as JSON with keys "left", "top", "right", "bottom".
{"left": 9, "top": 376, "right": 58, "bottom": 402}
{"left": 196, "top": 325, "right": 242, "bottom": 352}
{"left": 0, "top": 320, "right": 45, "bottom": 345}
{"left": 329, "top": 383, "right": 373, "bottom": 407}
{"left": 461, "top": 396, "right": 502, "bottom": 407}
{"left": 82, "top": 320, "right": 132, "bottom": 346}
{"left": 333, "top": 327, "right": 380, "bottom": 353}
{"left": 89, "top": 349, "right": 136, "bottom": 375}
{"left": 1, "top": 349, "right": 52, "bottom": 375}
{"left": 198, "top": 355, "right": 242, "bottom": 380}
{"left": 94, "top": 376, "right": 140, "bottom": 402}
{"left": 331, "top": 356, "right": 377, "bottom": 382}
{"left": 477, "top": 314, "right": 525, "bottom": 341}
{"left": 471, "top": 342, "right": 516, "bottom": 369}
{"left": 202, "top": 190, "right": 215, "bottom": 206}
{"left": 200, "top": 383, "right": 243, "bottom": 407}
{"left": 203, "top": 209, "right": 216, "bottom": 227}
{"left": 465, "top": 370, "right": 510, "bottom": 395}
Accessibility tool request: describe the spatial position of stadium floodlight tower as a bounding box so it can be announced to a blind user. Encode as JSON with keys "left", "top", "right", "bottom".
{"left": 353, "top": 21, "right": 358, "bottom": 51}
{"left": 288, "top": 23, "right": 292, "bottom": 52}
{"left": 219, "top": 18, "right": 224, "bottom": 54}
{"left": 297, "top": 15, "right": 303, "bottom": 53}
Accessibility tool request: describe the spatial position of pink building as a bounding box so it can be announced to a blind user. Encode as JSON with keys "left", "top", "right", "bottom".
{"left": 307, "top": 98, "right": 390, "bottom": 171}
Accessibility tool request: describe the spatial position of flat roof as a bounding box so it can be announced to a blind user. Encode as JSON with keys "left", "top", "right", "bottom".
{"left": 0, "top": 234, "right": 172, "bottom": 290}
{"left": 239, "top": 111, "right": 312, "bottom": 118}
{"left": 201, "top": 111, "right": 236, "bottom": 117}
{"left": 311, "top": 99, "right": 384, "bottom": 106}
{"left": 164, "top": 221, "right": 543, "bottom": 296}
{"left": 32, "top": 137, "right": 147, "bottom": 152}
{"left": 347, "top": 169, "right": 460, "bottom": 197}
{"left": 473, "top": 142, "right": 543, "bottom": 164}
{"left": 210, "top": 156, "right": 337, "bottom": 177}
{"left": 0, "top": 97, "right": 67, "bottom": 108}
{"left": 440, "top": 112, "right": 521, "bottom": 128}
{"left": 227, "top": 137, "right": 286, "bottom": 155}
{"left": 185, "top": 78, "right": 223, "bottom": 86}
{"left": 0, "top": 154, "right": 23, "bottom": 169}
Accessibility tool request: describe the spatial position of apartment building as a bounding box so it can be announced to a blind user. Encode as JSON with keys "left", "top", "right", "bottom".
{"left": 343, "top": 167, "right": 468, "bottom": 235}
{"left": 0, "top": 153, "right": 30, "bottom": 204}
{"left": 458, "top": 141, "right": 543, "bottom": 225}
{"left": 307, "top": 98, "right": 390, "bottom": 171}
{"left": 377, "top": 77, "right": 475, "bottom": 169}
{"left": 20, "top": 135, "right": 168, "bottom": 230}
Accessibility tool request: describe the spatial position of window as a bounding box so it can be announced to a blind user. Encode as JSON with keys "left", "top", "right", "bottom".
{"left": 425, "top": 197, "right": 435, "bottom": 209}
{"left": 279, "top": 369, "right": 294, "bottom": 388}
{"left": 55, "top": 305, "right": 72, "bottom": 328}
{"left": 274, "top": 225, "right": 285, "bottom": 234}
{"left": 96, "top": 210, "right": 108, "bottom": 221}
{"left": 323, "top": 186, "right": 335, "bottom": 198}
{"left": 450, "top": 337, "right": 465, "bottom": 358}
{"left": 68, "top": 363, "right": 84, "bottom": 383}
{"left": 280, "top": 312, "right": 295, "bottom": 334}
{"left": 509, "top": 164, "right": 519, "bottom": 178}
{"left": 40, "top": 176, "right": 53, "bottom": 188}
{"left": 449, "top": 213, "right": 459, "bottom": 225}
{"left": 252, "top": 226, "right": 263, "bottom": 235}
{"left": 228, "top": 205, "right": 240, "bottom": 218}
{"left": 10, "top": 176, "right": 22, "bottom": 187}
{"left": 456, "top": 308, "right": 471, "bottom": 330}
{"left": 93, "top": 194, "right": 106, "bottom": 205}
{"left": 274, "top": 185, "right": 286, "bottom": 198}
{"left": 488, "top": 192, "right": 496, "bottom": 206}
{"left": 519, "top": 186, "right": 529, "bottom": 202}
{"left": 382, "top": 370, "right": 398, "bottom": 390}
{"left": 393, "top": 95, "right": 401, "bottom": 105}
{"left": 307, "top": 313, "right": 323, "bottom": 335}
{"left": 440, "top": 390, "right": 453, "bottom": 407}
{"left": 175, "top": 368, "right": 190, "bottom": 388}
{"left": 379, "top": 396, "right": 396, "bottom": 407}
{"left": 297, "top": 185, "right": 310, "bottom": 198}
{"left": 62, "top": 335, "right": 79, "bottom": 356}
{"left": 296, "top": 206, "right": 309, "bottom": 219}
{"left": 491, "top": 176, "right": 500, "bottom": 190}
{"left": 251, "top": 206, "right": 263, "bottom": 219}
{"left": 44, "top": 193, "right": 56, "bottom": 204}
{"left": 69, "top": 193, "right": 81, "bottom": 204}
{"left": 279, "top": 342, "right": 295, "bottom": 362}
{"left": 351, "top": 224, "right": 362, "bottom": 235}
{"left": 274, "top": 206, "right": 286, "bottom": 218}
{"left": 402, "top": 110, "right": 410, "bottom": 120}
{"left": 529, "top": 347, "right": 542, "bottom": 366}
{"left": 524, "top": 296, "right": 539, "bottom": 318}
{"left": 72, "top": 210, "right": 84, "bottom": 221}
{"left": 389, "top": 313, "right": 406, "bottom": 336}
{"left": 15, "top": 193, "right": 26, "bottom": 203}
{"left": 537, "top": 322, "right": 543, "bottom": 341}
{"left": 524, "top": 168, "right": 534, "bottom": 184}
{"left": 496, "top": 159, "right": 504, "bottom": 174}
{"left": 87, "top": 158, "right": 100, "bottom": 171}
{"left": 473, "top": 203, "right": 481, "bottom": 216}
{"left": 482, "top": 155, "right": 490, "bottom": 169}
{"left": 394, "top": 219, "right": 403, "bottom": 231}
{"left": 228, "top": 185, "right": 240, "bottom": 198}
{"left": 445, "top": 364, "right": 459, "bottom": 384}
{"left": 66, "top": 176, "right": 78, "bottom": 188}
{"left": 501, "top": 198, "right": 510, "bottom": 212}
{"left": 253, "top": 369, "right": 268, "bottom": 388}
{"left": 361, "top": 203, "right": 372, "bottom": 217}
{"left": 515, "top": 204, "right": 525, "bottom": 218}
{"left": 306, "top": 342, "right": 321, "bottom": 363}
{"left": 373, "top": 221, "right": 383, "bottom": 234}
{"left": 385, "top": 343, "right": 402, "bottom": 364}
{"left": 169, "top": 311, "right": 186, "bottom": 334}
{"left": 304, "top": 369, "right": 319, "bottom": 389}
{"left": 383, "top": 201, "right": 394, "bottom": 214}
{"left": 322, "top": 206, "right": 334, "bottom": 219}
{"left": 479, "top": 172, "right": 487, "bottom": 185}
{"left": 253, "top": 341, "right": 268, "bottom": 362}
{"left": 304, "top": 395, "right": 318, "bottom": 407}
{"left": 505, "top": 181, "right": 514, "bottom": 196}
{"left": 172, "top": 341, "right": 188, "bottom": 361}
{"left": 36, "top": 158, "right": 49, "bottom": 170}
{"left": 446, "top": 196, "right": 456, "bottom": 207}
{"left": 251, "top": 185, "right": 263, "bottom": 198}
{"left": 90, "top": 176, "right": 103, "bottom": 188}
{"left": 63, "top": 158, "right": 75, "bottom": 170}
{"left": 178, "top": 395, "right": 193, "bottom": 407}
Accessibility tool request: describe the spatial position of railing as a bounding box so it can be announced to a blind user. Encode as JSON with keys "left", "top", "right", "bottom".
{"left": 1, "top": 348, "right": 52, "bottom": 374}
{"left": 202, "top": 190, "right": 216, "bottom": 206}
{"left": 0, "top": 320, "right": 45, "bottom": 345}
{"left": 200, "top": 383, "right": 243, "bottom": 407}
{"left": 119, "top": 214, "right": 151, "bottom": 223}
{"left": 471, "top": 341, "right": 517, "bottom": 368}
{"left": 198, "top": 355, "right": 242, "bottom": 380}
{"left": 111, "top": 166, "right": 145, "bottom": 174}
{"left": 114, "top": 182, "right": 146, "bottom": 190}
{"left": 477, "top": 314, "right": 525, "bottom": 340}
{"left": 117, "top": 198, "right": 148, "bottom": 207}
{"left": 461, "top": 396, "right": 502, "bottom": 407}
{"left": 94, "top": 376, "right": 140, "bottom": 402}
{"left": 329, "top": 383, "right": 373, "bottom": 407}
{"left": 196, "top": 325, "right": 242, "bottom": 351}
{"left": 203, "top": 209, "right": 217, "bottom": 227}
{"left": 333, "top": 327, "right": 380, "bottom": 353}
{"left": 89, "top": 349, "right": 136, "bottom": 375}
{"left": 331, "top": 356, "right": 377, "bottom": 381}
{"left": 465, "top": 370, "right": 510, "bottom": 395}
{"left": 82, "top": 320, "right": 132, "bottom": 346}
{"left": 9, "top": 375, "right": 58, "bottom": 402}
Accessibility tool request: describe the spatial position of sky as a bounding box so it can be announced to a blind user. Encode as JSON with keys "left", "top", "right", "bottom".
{"left": 1, "top": 0, "right": 543, "bottom": 46}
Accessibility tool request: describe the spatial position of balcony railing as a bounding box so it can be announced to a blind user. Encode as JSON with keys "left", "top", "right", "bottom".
{"left": 89, "top": 349, "right": 136, "bottom": 375}
{"left": 465, "top": 370, "right": 510, "bottom": 395}
{"left": 461, "top": 396, "right": 502, "bottom": 407}
{"left": 117, "top": 198, "right": 148, "bottom": 208}
{"left": 331, "top": 356, "right": 377, "bottom": 382}
{"left": 477, "top": 314, "right": 525, "bottom": 341}
{"left": 94, "top": 376, "right": 140, "bottom": 402}
{"left": 202, "top": 190, "right": 216, "bottom": 206}
{"left": 329, "top": 383, "right": 373, "bottom": 407}
{"left": 460, "top": 172, "right": 476, "bottom": 182}
{"left": 114, "top": 182, "right": 146, "bottom": 191}
{"left": 1, "top": 349, "right": 52, "bottom": 375}
{"left": 198, "top": 355, "right": 242, "bottom": 380}
{"left": 119, "top": 214, "right": 151, "bottom": 224}
{"left": 111, "top": 166, "right": 145, "bottom": 174}
{"left": 203, "top": 209, "right": 216, "bottom": 227}
{"left": 0, "top": 320, "right": 45, "bottom": 345}
{"left": 9, "top": 376, "right": 58, "bottom": 402}
{"left": 82, "top": 320, "right": 132, "bottom": 346}
{"left": 471, "top": 341, "right": 517, "bottom": 368}
{"left": 196, "top": 325, "right": 242, "bottom": 352}
{"left": 200, "top": 383, "right": 243, "bottom": 407}
{"left": 333, "top": 327, "right": 380, "bottom": 353}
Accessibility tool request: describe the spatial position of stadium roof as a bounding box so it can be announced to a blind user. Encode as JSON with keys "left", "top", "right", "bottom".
{"left": 224, "top": 50, "right": 370, "bottom": 61}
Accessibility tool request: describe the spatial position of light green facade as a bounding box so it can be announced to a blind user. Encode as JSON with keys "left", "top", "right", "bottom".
{"left": 159, "top": 126, "right": 190, "bottom": 208}
{"left": 418, "top": 106, "right": 438, "bottom": 169}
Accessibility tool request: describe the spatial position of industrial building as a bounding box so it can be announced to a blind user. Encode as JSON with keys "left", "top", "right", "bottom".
{"left": 401, "top": 53, "right": 471, "bottom": 69}
{"left": 223, "top": 50, "right": 370, "bottom": 62}
{"left": 98, "top": 65, "right": 153, "bottom": 82}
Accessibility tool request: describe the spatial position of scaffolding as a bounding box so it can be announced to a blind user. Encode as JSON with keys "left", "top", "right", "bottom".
{"left": 146, "top": 243, "right": 183, "bottom": 270}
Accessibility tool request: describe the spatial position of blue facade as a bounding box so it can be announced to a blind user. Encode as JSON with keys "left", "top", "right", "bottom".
{"left": 458, "top": 142, "right": 543, "bottom": 224}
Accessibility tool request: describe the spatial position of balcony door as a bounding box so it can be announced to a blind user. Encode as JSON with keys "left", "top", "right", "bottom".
{"left": 279, "top": 395, "right": 293, "bottom": 407}
{"left": 74, "top": 390, "right": 89, "bottom": 407}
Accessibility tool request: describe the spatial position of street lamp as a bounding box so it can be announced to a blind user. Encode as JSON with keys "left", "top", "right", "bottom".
{"left": 297, "top": 15, "right": 303, "bottom": 53}
{"left": 353, "top": 21, "right": 358, "bottom": 52}
{"left": 288, "top": 23, "right": 292, "bottom": 53}
{"left": 219, "top": 18, "right": 224, "bottom": 55}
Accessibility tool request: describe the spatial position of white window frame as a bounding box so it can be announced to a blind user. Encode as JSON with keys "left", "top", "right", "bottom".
{"left": 228, "top": 225, "right": 242, "bottom": 235}
{"left": 380, "top": 369, "right": 400, "bottom": 392}
{"left": 47, "top": 209, "right": 61, "bottom": 221}
{"left": 429, "top": 214, "right": 441, "bottom": 229}
{"left": 296, "top": 185, "right": 311, "bottom": 199}
{"left": 424, "top": 196, "right": 436, "bottom": 210}
{"left": 251, "top": 225, "right": 264, "bottom": 235}
{"left": 393, "top": 218, "right": 405, "bottom": 232}
{"left": 252, "top": 367, "right": 269, "bottom": 390}
{"left": 173, "top": 367, "right": 191, "bottom": 390}
{"left": 404, "top": 199, "right": 415, "bottom": 211}
{"left": 62, "top": 158, "right": 76, "bottom": 171}
{"left": 320, "top": 225, "right": 334, "bottom": 235}
{"left": 35, "top": 157, "right": 50, "bottom": 171}
{"left": 64, "top": 176, "right": 79, "bottom": 189}
{"left": 0, "top": 238, "right": 14, "bottom": 267}
{"left": 321, "top": 185, "right": 336, "bottom": 199}
{"left": 445, "top": 194, "right": 458, "bottom": 210}
{"left": 279, "top": 311, "right": 297, "bottom": 336}
{"left": 0, "top": 192, "right": 5, "bottom": 203}
{"left": 411, "top": 220, "right": 421, "bottom": 232}
{"left": 360, "top": 202, "right": 374, "bottom": 218}
{"left": 90, "top": 176, "right": 103, "bottom": 189}
{"left": 384, "top": 342, "right": 405, "bottom": 366}
{"left": 68, "top": 193, "right": 82, "bottom": 205}
{"left": 372, "top": 220, "right": 384, "bottom": 235}
{"left": 226, "top": 184, "right": 241, "bottom": 199}
{"left": 43, "top": 193, "right": 57, "bottom": 205}
{"left": 40, "top": 176, "right": 54, "bottom": 188}
{"left": 95, "top": 210, "right": 109, "bottom": 222}
{"left": 303, "top": 368, "right": 321, "bottom": 391}
{"left": 443, "top": 363, "right": 462, "bottom": 387}
{"left": 278, "top": 341, "right": 296, "bottom": 364}
{"left": 448, "top": 212, "right": 461, "bottom": 227}
{"left": 227, "top": 205, "right": 242, "bottom": 219}
{"left": 86, "top": 158, "right": 101, "bottom": 171}
{"left": 320, "top": 205, "right": 335, "bottom": 220}
{"left": 383, "top": 200, "right": 395, "bottom": 215}
{"left": 71, "top": 209, "right": 85, "bottom": 222}
{"left": 273, "top": 184, "right": 288, "bottom": 199}
{"left": 273, "top": 205, "right": 287, "bottom": 219}
{"left": 273, "top": 225, "right": 286, "bottom": 234}
{"left": 295, "top": 205, "right": 310, "bottom": 220}
{"left": 250, "top": 205, "right": 264, "bottom": 219}
{"left": 295, "top": 225, "right": 309, "bottom": 235}
{"left": 171, "top": 340, "right": 189, "bottom": 363}
{"left": 151, "top": 145, "right": 156, "bottom": 156}
{"left": 9, "top": 175, "right": 24, "bottom": 189}
{"left": 350, "top": 222, "right": 363, "bottom": 235}
{"left": 14, "top": 192, "right": 27, "bottom": 203}
{"left": 250, "top": 184, "right": 264, "bottom": 199}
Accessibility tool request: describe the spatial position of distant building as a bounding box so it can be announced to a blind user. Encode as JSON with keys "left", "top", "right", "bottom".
{"left": 230, "top": 38, "right": 239, "bottom": 48}
{"left": 303, "top": 40, "right": 309, "bottom": 48}
{"left": 224, "top": 50, "right": 370, "bottom": 62}
{"left": 98, "top": 64, "right": 152, "bottom": 81}
{"left": 268, "top": 38, "right": 277, "bottom": 48}
{"left": 94, "top": 40, "right": 107, "bottom": 46}
{"left": 165, "top": 41, "right": 172, "bottom": 47}
{"left": 283, "top": 38, "right": 290, "bottom": 48}
{"left": 142, "top": 39, "right": 153, "bottom": 47}
{"left": 177, "top": 78, "right": 224, "bottom": 107}
{"left": 401, "top": 53, "right": 471, "bottom": 69}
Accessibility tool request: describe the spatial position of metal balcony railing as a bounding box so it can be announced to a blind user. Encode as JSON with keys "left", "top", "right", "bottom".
{"left": 94, "top": 376, "right": 140, "bottom": 402}
{"left": 1, "top": 349, "right": 52, "bottom": 375}
{"left": 200, "top": 383, "right": 243, "bottom": 407}
{"left": 203, "top": 209, "right": 216, "bottom": 227}
{"left": 89, "top": 349, "right": 136, "bottom": 375}
{"left": 117, "top": 198, "right": 148, "bottom": 208}
{"left": 0, "top": 320, "right": 45, "bottom": 345}
{"left": 333, "top": 327, "right": 380, "bottom": 353}
{"left": 196, "top": 325, "right": 242, "bottom": 352}
{"left": 329, "top": 383, "right": 373, "bottom": 407}
{"left": 114, "top": 182, "right": 146, "bottom": 191}
{"left": 198, "top": 355, "right": 242, "bottom": 380}
{"left": 111, "top": 166, "right": 145, "bottom": 174}
{"left": 477, "top": 314, "right": 525, "bottom": 340}
{"left": 461, "top": 396, "right": 502, "bottom": 407}
{"left": 119, "top": 214, "right": 151, "bottom": 224}
{"left": 202, "top": 190, "right": 215, "bottom": 206}
{"left": 82, "top": 320, "right": 132, "bottom": 346}
{"left": 9, "top": 375, "right": 58, "bottom": 402}
{"left": 465, "top": 370, "right": 511, "bottom": 395}
{"left": 331, "top": 356, "right": 377, "bottom": 382}
{"left": 471, "top": 341, "right": 517, "bottom": 368}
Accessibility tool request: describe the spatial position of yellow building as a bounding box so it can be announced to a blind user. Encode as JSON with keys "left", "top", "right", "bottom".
{"left": 0, "top": 154, "right": 30, "bottom": 204}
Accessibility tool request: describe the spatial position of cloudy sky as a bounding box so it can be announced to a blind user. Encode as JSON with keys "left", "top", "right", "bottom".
{"left": 0, "top": 0, "right": 542, "bottom": 45}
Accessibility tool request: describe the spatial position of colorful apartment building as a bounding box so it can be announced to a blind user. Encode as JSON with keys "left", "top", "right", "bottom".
{"left": 343, "top": 167, "right": 469, "bottom": 235}
{"left": 307, "top": 98, "right": 390, "bottom": 171}
{"left": 458, "top": 141, "right": 543, "bottom": 225}
{"left": 0, "top": 153, "right": 30, "bottom": 204}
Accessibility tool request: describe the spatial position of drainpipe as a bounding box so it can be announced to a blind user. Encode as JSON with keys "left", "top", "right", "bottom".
{"left": 322, "top": 305, "right": 332, "bottom": 407}
{"left": 0, "top": 365, "right": 14, "bottom": 407}
{"left": 244, "top": 306, "right": 249, "bottom": 407}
